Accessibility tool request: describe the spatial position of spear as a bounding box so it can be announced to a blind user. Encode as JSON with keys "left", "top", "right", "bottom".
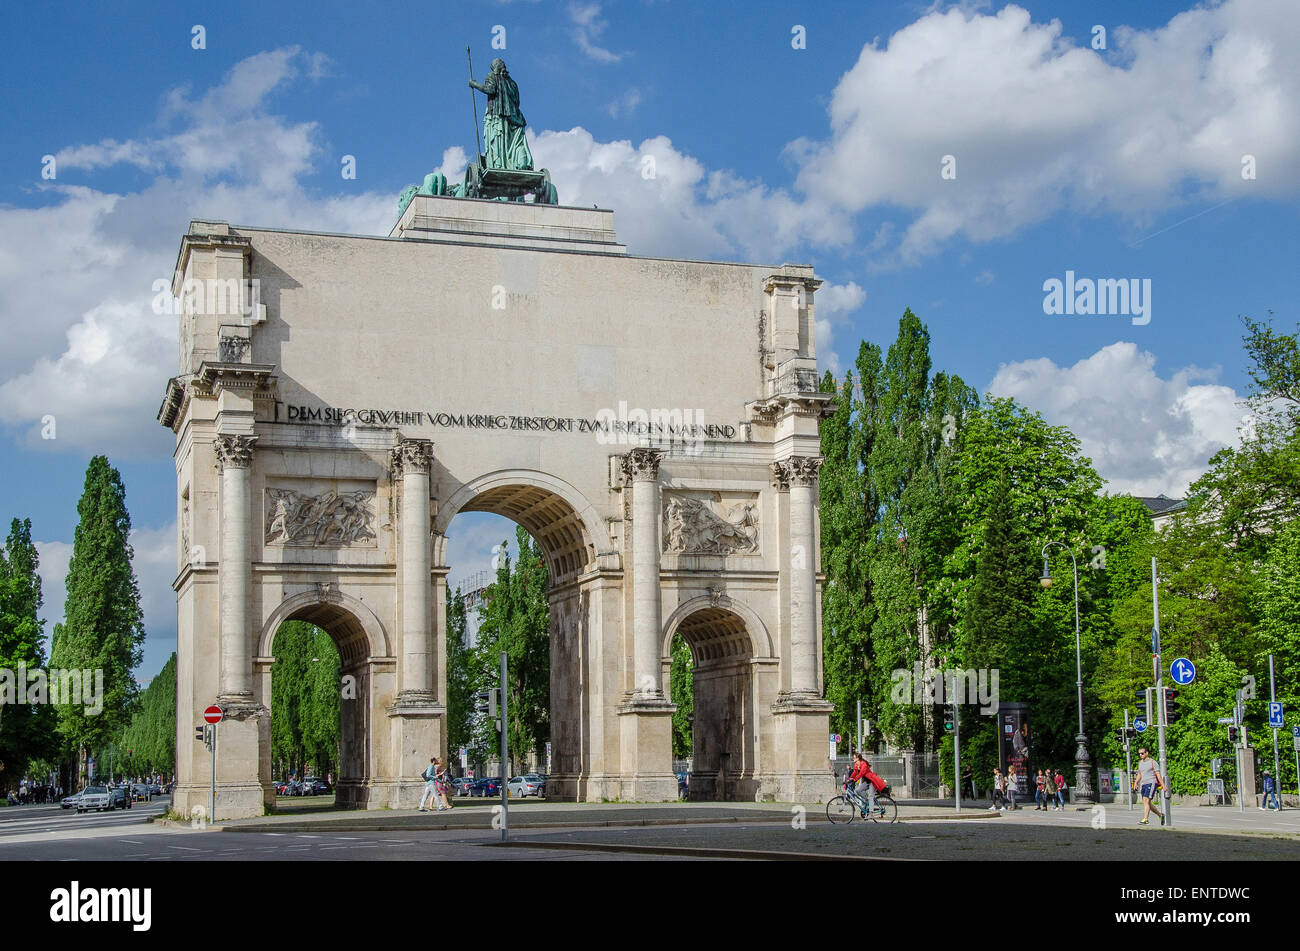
{"left": 467, "top": 46, "right": 484, "bottom": 166}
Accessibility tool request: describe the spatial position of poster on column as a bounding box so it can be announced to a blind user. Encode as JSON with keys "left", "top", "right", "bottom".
{"left": 998, "top": 702, "right": 1031, "bottom": 798}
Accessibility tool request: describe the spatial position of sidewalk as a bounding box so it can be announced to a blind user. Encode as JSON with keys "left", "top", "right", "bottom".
{"left": 172, "top": 798, "right": 997, "bottom": 834}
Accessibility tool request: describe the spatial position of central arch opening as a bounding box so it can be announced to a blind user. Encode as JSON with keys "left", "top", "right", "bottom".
{"left": 440, "top": 474, "right": 600, "bottom": 799}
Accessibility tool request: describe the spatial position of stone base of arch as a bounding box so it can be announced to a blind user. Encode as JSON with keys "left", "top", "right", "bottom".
{"left": 616, "top": 699, "right": 678, "bottom": 801}
{"left": 768, "top": 696, "right": 838, "bottom": 803}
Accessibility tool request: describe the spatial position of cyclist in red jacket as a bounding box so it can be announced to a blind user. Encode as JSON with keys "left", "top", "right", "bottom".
{"left": 846, "top": 753, "right": 881, "bottom": 815}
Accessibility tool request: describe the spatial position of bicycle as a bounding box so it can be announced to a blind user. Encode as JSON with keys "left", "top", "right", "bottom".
{"left": 827, "top": 781, "right": 897, "bottom": 824}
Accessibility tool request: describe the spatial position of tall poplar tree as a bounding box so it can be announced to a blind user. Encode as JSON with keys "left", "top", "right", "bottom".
{"left": 50, "top": 457, "right": 146, "bottom": 783}
{"left": 0, "top": 518, "right": 55, "bottom": 789}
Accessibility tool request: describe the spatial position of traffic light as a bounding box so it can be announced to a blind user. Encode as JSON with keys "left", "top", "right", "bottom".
{"left": 1163, "top": 687, "right": 1181, "bottom": 725}
{"left": 1136, "top": 687, "right": 1153, "bottom": 724}
{"left": 474, "top": 689, "right": 499, "bottom": 718}
{"left": 1227, "top": 725, "right": 1239, "bottom": 745}
{"left": 195, "top": 725, "right": 206, "bottom": 743}
{"left": 943, "top": 703, "right": 955, "bottom": 733}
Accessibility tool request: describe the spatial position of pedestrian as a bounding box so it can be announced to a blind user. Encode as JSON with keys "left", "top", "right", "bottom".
{"left": 1261, "top": 770, "right": 1280, "bottom": 811}
{"left": 1054, "top": 769, "right": 1066, "bottom": 809}
{"left": 989, "top": 768, "right": 1004, "bottom": 811}
{"left": 961, "top": 762, "right": 975, "bottom": 800}
{"left": 436, "top": 759, "right": 454, "bottom": 811}
{"left": 1034, "top": 769, "right": 1047, "bottom": 810}
{"left": 1135, "top": 747, "right": 1164, "bottom": 825}
{"left": 418, "top": 757, "right": 441, "bottom": 812}
{"left": 1005, "top": 764, "right": 1019, "bottom": 810}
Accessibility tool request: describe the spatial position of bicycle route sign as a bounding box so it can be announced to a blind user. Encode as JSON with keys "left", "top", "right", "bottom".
{"left": 1134, "top": 718, "right": 1148, "bottom": 733}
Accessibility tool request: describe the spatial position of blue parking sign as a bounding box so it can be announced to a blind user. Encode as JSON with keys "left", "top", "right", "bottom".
{"left": 1268, "top": 703, "right": 1284, "bottom": 729}
{"left": 1293, "top": 725, "right": 1300, "bottom": 739}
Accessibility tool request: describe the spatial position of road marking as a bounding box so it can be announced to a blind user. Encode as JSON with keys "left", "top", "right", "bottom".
{"left": 120, "top": 839, "right": 144, "bottom": 845}
{"left": 168, "top": 845, "right": 202, "bottom": 851}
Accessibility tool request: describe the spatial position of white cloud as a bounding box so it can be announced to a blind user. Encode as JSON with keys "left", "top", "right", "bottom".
{"left": 0, "top": 49, "right": 396, "bottom": 456}
{"left": 789, "top": 0, "right": 1300, "bottom": 265}
{"left": 534, "top": 128, "right": 850, "bottom": 261}
{"left": 606, "top": 88, "right": 643, "bottom": 118}
{"left": 33, "top": 539, "right": 72, "bottom": 648}
{"left": 129, "top": 522, "right": 178, "bottom": 649}
{"left": 569, "top": 2, "right": 624, "bottom": 63}
{"left": 812, "top": 281, "right": 866, "bottom": 377}
{"left": 988, "top": 341, "right": 1246, "bottom": 496}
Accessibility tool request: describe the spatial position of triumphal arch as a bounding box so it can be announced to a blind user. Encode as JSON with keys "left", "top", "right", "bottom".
{"left": 159, "top": 62, "right": 835, "bottom": 819}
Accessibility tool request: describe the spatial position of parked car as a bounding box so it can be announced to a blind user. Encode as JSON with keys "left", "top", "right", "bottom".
{"left": 450, "top": 777, "right": 474, "bottom": 797}
{"left": 131, "top": 784, "right": 151, "bottom": 801}
{"left": 471, "top": 777, "right": 502, "bottom": 797}
{"left": 77, "top": 786, "right": 111, "bottom": 813}
{"left": 108, "top": 787, "right": 132, "bottom": 810}
{"left": 507, "top": 775, "right": 546, "bottom": 798}
{"left": 61, "top": 790, "right": 84, "bottom": 810}
{"left": 305, "top": 779, "right": 332, "bottom": 795}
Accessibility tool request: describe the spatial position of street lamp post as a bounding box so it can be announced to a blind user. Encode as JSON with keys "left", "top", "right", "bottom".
{"left": 1041, "top": 541, "right": 1095, "bottom": 805}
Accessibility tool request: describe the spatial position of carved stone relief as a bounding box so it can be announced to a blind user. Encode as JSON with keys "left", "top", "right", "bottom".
{"left": 265, "top": 488, "right": 376, "bottom": 547}
{"left": 662, "top": 492, "right": 759, "bottom": 555}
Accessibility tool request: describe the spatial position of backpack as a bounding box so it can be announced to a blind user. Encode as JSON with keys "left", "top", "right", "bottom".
{"left": 423, "top": 764, "right": 436, "bottom": 781}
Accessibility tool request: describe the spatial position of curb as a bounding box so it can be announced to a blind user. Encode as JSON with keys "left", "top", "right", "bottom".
{"left": 483, "top": 840, "right": 924, "bottom": 861}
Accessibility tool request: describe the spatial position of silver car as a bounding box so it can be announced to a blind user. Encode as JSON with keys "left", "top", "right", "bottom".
{"left": 61, "top": 790, "right": 84, "bottom": 810}
{"left": 77, "top": 786, "right": 111, "bottom": 813}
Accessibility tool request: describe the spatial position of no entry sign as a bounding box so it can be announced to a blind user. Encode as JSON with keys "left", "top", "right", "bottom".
{"left": 204, "top": 705, "right": 223, "bottom": 724}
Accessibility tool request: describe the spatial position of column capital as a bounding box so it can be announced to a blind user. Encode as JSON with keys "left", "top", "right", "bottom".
{"left": 213, "top": 434, "right": 257, "bottom": 470}
{"left": 621, "top": 447, "right": 664, "bottom": 483}
{"left": 769, "top": 460, "right": 791, "bottom": 492}
{"left": 787, "top": 455, "right": 823, "bottom": 488}
{"left": 391, "top": 438, "right": 434, "bottom": 477}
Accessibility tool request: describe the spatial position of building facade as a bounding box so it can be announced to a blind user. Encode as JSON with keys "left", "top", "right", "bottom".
{"left": 159, "top": 196, "right": 836, "bottom": 819}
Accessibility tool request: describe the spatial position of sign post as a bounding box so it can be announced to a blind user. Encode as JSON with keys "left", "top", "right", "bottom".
{"left": 204, "top": 704, "right": 222, "bottom": 823}
{"left": 1269, "top": 655, "right": 1281, "bottom": 798}
{"left": 1151, "top": 559, "right": 1173, "bottom": 829}
{"left": 1124, "top": 709, "right": 1133, "bottom": 810}
{"left": 499, "top": 651, "right": 508, "bottom": 842}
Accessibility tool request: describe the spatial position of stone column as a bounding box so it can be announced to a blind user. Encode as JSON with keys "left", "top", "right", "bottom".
{"left": 392, "top": 439, "right": 434, "bottom": 700}
{"left": 623, "top": 447, "right": 665, "bottom": 698}
{"left": 214, "top": 434, "right": 256, "bottom": 701}
{"left": 777, "top": 455, "right": 822, "bottom": 698}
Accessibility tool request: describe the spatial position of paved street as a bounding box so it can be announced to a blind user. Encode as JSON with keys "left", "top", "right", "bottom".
{"left": 2, "top": 795, "right": 1298, "bottom": 861}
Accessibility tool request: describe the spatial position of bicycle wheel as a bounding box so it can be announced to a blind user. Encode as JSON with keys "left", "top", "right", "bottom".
{"left": 826, "top": 795, "right": 857, "bottom": 824}
{"left": 867, "top": 794, "right": 898, "bottom": 824}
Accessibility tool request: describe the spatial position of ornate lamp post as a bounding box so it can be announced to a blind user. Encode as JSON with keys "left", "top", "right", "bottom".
{"left": 1040, "top": 541, "right": 1094, "bottom": 805}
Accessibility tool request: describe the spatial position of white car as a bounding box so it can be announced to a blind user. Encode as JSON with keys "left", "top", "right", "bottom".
{"left": 507, "top": 774, "right": 546, "bottom": 798}
{"left": 61, "top": 790, "right": 84, "bottom": 809}
{"left": 76, "top": 786, "right": 111, "bottom": 813}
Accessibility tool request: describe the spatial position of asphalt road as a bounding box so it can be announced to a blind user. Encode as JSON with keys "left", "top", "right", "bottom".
{"left": 2, "top": 796, "right": 1298, "bottom": 861}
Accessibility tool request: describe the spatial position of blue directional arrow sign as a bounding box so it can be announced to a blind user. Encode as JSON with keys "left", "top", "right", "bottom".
{"left": 1170, "top": 658, "right": 1196, "bottom": 685}
{"left": 1134, "top": 718, "right": 1148, "bottom": 733}
{"left": 1268, "top": 702, "right": 1284, "bottom": 729}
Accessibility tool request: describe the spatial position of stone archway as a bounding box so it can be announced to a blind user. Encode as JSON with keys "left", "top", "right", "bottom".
{"left": 435, "top": 470, "right": 615, "bottom": 801}
{"left": 161, "top": 205, "right": 839, "bottom": 819}
{"left": 663, "top": 601, "right": 768, "bottom": 801}
{"left": 253, "top": 590, "right": 394, "bottom": 809}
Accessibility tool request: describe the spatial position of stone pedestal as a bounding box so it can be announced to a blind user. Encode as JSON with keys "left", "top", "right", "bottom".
{"left": 387, "top": 698, "right": 444, "bottom": 808}
{"left": 617, "top": 699, "right": 677, "bottom": 801}
{"left": 770, "top": 695, "right": 836, "bottom": 802}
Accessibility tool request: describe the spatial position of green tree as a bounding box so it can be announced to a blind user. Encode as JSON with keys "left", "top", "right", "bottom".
{"left": 474, "top": 527, "right": 550, "bottom": 774}
{"left": 0, "top": 518, "right": 57, "bottom": 790}
{"left": 49, "top": 457, "right": 146, "bottom": 785}
{"left": 445, "top": 588, "right": 474, "bottom": 754}
{"left": 118, "top": 653, "right": 176, "bottom": 777}
{"left": 270, "top": 622, "right": 340, "bottom": 779}
{"left": 669, "top": 633, "right": 693, "bottom": 760}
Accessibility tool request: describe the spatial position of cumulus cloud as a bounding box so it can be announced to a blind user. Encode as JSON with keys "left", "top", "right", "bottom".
{"left": 33, "top": 540, "right": 72, "bottom": 648}
{"left": 790, "top": 0, "right": 1300, "bottom": 265}
{"left": 812, "top": 281, "right": 867, "bottom": 377}
{"left": 988, "top": 341, "right": 1247, "bottom": 496}
{"left": 534, "top": 128, "right": 851, "bottom": 261}
{"left": 0, "top": 48, "right": 396, "bottom": 456}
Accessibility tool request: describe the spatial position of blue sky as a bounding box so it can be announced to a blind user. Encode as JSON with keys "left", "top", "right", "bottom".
{"left": 1, "top": 0, "right": 1296, "bottom": 681}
